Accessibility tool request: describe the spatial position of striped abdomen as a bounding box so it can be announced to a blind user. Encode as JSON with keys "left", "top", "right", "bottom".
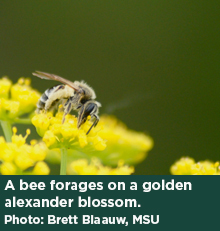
{"left": 36, "top": 85, "right": 74, "bottom": 112}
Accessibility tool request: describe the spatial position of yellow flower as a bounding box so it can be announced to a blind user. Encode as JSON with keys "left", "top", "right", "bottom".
{"left": 11, "top": 127, "right": 30, "bottom": 146}
{"left": 69, "top": 158, "right": 134, "bottom": 175}
{"left": 11, "top": 78, "right": 40, "bottom": 114}
{"left": 0, "top": 77, "right": 41, "bottom": 122}
{"left": 38, "top": 113, "right": 153, "bottom": 173}
{"left": 32, "top": 111, "right": 106, "bottom": 150}
{"left": 31, "top": 112, "right": 51, "bottom": 136}
{"left": 170, "top": 157, "right": 195, "bottom": 175}
{"left": 1, "top": 75, "right": 153, "bottom": 175}
{"left": 0, "top": 98, "right": 20, "bottom": 119}
{"left": 0, "top": 128, "right": 50, "bottom": 175}
{"left": 0, "top": 162, "right": 17, "bottom": 175}
{"left": 191, "top": 161, "right": 220, "bottom": 175}
{"left": 170, "top": 157, "right": 220, "bottom": 175}
{"left": 86, "top": 115, "right": 153, "bottom": 166}
{"left": 32, "top": 161, "right": 50, "bottom": 175}
{"left": 0, "top": 78, "right": 12, "bottom": 98}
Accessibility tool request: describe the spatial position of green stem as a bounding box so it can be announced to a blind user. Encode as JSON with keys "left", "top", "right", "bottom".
{"left": 60, "top": 147, "right": 68, "bottom": 175}
{"left": 0, "top": 120, "right": 12, "bottom": 142}
{"left": 14, "top": 118, "right": 32, "bottom": 124}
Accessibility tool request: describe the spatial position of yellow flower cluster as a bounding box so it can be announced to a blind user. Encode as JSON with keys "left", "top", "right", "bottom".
{"left": 170, "top": 157, "right": 220, "bottom": 175}
{"left": 88, "top": 115, "right": 153, "bottom": 166}
{"left": 0, "top": 127, "right": 50, "bottom": 175}
{"left": 68, "top": 158, "right": 134, "bottom": 175}
{"left": 32, "top": 112, "right": 106, "bottom": 150}
{"left": 0, "top": 77, "right": 40, "bottom": 121}
{"left": 0, "top": 75, "right": 153, "bottom": 175}
{"left": 40, "top": 114, "right": 153, "bottom": 169}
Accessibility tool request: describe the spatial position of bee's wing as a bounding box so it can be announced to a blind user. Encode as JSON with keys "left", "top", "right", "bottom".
{"left": 32, "top": 71, "right": 81, "bottom": 93}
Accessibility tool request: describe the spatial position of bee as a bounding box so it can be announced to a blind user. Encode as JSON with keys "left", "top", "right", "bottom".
{"left": 32, "top": 71, "right": 101, "bottom": 135}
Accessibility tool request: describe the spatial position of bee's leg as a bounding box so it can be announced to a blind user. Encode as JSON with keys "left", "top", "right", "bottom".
{"left": 62, "top": 101, "right": 73, "bottom": 124}
{"left": 93, "top": 114, "right": 99, "bottom": 127}
{"left": 48, "top": 99, "right": 61, "bottom": 112}
{"left": 86, "top": 115, "right": 99, "bottom": 135}
{"left": 58, "top": 99, "right": 67, "bottom": 112}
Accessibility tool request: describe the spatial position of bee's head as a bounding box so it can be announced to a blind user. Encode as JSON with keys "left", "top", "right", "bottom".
{"left": 77, "top": 101, "right": 101, "bottom": 129}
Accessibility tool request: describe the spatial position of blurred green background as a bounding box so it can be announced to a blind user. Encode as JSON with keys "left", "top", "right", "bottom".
{"left": 1, "top": 1, "right": 219, "bottom": 174}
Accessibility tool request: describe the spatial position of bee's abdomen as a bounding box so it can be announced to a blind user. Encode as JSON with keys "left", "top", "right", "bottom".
{"left": 36, "top": 85, "right": 74, "bottom": 113}
{"left": 36, "top": 85, "right": 59, "bottom": 112}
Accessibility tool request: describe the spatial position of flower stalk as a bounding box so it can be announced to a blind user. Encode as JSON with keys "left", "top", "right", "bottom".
{"left": 14, "top": 118, "right": 32, "bottom": 124}
{"left": 60, "top": 147, "right": 68, "bottom": 175}
{"left": 0, "top": 120, "right": 12, "bottom": 142}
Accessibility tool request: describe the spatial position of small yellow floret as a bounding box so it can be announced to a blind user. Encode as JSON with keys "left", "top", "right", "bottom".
{"left": 14, "top": 152, "right": 34, "bottom": 170}
{"left": 32, "top": 161, "right": 50, "bottom": 175}
{"left": 0, "top": 78, "right": 12, "bottom": 98}
{"left": 32, "top": 113, "right": 52, "bottom": 136}
{"left": 30, "top": 143, "right": 47, "bottom": 161}
{"left": 0, "top": 99, "right": 20, "bottom": 119}
{"left": 70, "top": 158, "right": 134, "bottom": 175}
{"left": 0, "top": 76, "right": 41, "bottom": 121}
{"left": 170, "top": 157, "right": 195, "bottom": 175}
{"left": 11, "top": 78, "right": 41, "bottom": 114}
{"left": 92, "top": 136, "right": 107, "bottom": 151}
{"left": 0, "top": 143, "right": 16, "bottom": 162}
{"left": 11, "top": 127, "right": 30, "bottom": 147}
{"left": 43, "top": 130, "right": 58, "bottom": 148}
{"left": 1, "top": 162, "right": 17, "bottom": 175}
